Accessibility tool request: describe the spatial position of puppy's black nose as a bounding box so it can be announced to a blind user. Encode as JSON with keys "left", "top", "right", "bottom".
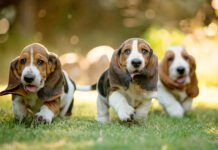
{"left": 24, "top": 74, "right": 35, "bottom": 83}
{"left": 131, "top": 59, "right": 142, "bottom": 68}
{"left": 176, "top": 66, "right": 185, "bottom": 75}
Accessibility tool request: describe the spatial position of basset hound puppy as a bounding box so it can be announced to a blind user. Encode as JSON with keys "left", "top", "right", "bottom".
{"left": 94, "top": 38, "right": 158, "bottom": 123}
{"left": 0, "top": 43, "right": 76, "bottom": 124}
{"left": 158, "top": 46, "right": 199, "bottom": 118}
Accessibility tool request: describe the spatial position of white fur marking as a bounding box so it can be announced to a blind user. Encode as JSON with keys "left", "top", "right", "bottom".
{"left": 132, "top": 39, "right": 138, "bottom": 50}
{"left": 126, "top": 39, "right": 145, "bottom": 73}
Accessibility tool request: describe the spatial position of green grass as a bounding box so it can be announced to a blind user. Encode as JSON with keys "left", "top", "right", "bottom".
{"left": 0, "top": 98, "right": 217, "bottom": 150}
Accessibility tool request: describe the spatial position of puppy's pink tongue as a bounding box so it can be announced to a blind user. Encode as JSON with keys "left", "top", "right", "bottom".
{"left": 176, "top": 77, "right": 186, "bottom": 84}
{"left": 25, "top": 85, "right": 37, "bottom": 93}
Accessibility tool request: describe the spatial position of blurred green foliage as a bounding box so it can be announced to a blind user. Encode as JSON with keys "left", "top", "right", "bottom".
{"left": 0, "top": 0, "right": 217, "bottom": 86}
{"left": 143, "top": 26, "right": 185, "bottom": 58}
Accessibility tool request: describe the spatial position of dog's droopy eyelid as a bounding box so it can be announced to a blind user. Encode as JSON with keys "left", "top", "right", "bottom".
{"left": 37, "top": 59, "right": 44, "bottom": 66}
{"left": 141, "top": 48, "right": 149, "bottom": 55}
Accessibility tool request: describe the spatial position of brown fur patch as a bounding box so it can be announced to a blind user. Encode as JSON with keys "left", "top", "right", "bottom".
{"left": 0, "top": 57, "right": 26, "bottom": 96}
{"left": 44, "top": 99, "right": 60, "bottom": 116}
{"left": 38, "top": 53, "right": 64, "bottom": 101}
{"left": 184, "top": 52, "right": 199, "bottom": 98}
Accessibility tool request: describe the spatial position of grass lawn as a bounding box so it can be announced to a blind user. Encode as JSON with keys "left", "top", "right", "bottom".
{"left": 0, "top": 93, "right": 217, "bottom": 150}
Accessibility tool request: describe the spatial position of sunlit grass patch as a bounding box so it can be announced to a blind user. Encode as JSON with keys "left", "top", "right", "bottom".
{"left": 0, "top": 100, "right": 217, "bottom": 149}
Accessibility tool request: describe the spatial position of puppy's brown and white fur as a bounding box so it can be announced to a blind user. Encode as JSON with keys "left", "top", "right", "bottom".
{"left": 96, "top": 38, "right": 158, "bottom": 123}
{"left": 0, "top": 43, "right": 75, "bottom": 124}
{"left": 158, "top": 46, "right": 199, "bottom": 118}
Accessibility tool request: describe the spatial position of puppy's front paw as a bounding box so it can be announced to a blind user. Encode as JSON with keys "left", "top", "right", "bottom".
{"left": 35, "top": 112, "right": 52, "bottom": 124}
{"left": 118, "top": 105, "right": 135, "bottom": 122}
{"left": 167, "top": 105, "right": 184, "bottom": 118}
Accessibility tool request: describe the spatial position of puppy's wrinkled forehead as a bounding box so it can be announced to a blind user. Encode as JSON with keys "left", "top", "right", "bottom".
{"left": 167, "top": 46, "right": 190, "bottom": 61}
{"left": 122, "top": 38, "right": 151, "bottom": 50}
{"left": 22, "top": 43, "right": 48, "bottom": 56}
{"left": 20, "top": 43, "right": 49, "bottom": 63}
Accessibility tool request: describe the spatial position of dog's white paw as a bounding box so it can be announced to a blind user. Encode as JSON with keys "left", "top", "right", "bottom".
{"left": 117, "top": 105, "right": 135, "bottom": 121}
{"left": 35, "top": 113, "right": 52, "bottom": 124}
{"left": 96, "top": 115, "right": 110, "bottom": 123}
{"left": 35, "top": 106, "right": 54, "bottom": 124}
{"left": 167, "top": 105, "right": 184, "bottom": 118}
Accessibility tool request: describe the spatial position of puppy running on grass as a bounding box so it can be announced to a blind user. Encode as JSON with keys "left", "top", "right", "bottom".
{"left": 0, "top": 43, "right": 76, "bottom": 124}
{"left": 91, "top": 38, "right": 158, "bottom": 123}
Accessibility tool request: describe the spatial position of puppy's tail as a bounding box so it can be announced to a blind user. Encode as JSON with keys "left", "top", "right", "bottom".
{"left": 76, "top": 84, "right": 97, "bottom": 91}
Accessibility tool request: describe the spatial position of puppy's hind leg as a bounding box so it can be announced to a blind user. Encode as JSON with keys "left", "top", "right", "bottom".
{"left": 182, "top": 98, "right": 193, "bottom": 112}
{"left": 134, "top": 101, "right": 152, "bottom": 122}
{"left": 96, "top": 94, "right": 110, "bottom": 123}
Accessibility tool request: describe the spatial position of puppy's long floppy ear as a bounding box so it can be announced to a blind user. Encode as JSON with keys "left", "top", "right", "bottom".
{"left": 144, "top": 54, "right": 158, "bottom": 90}
{"left": 38, "top": 53, "right": 64, "bottom": 101}
{"left": 145, "top": 52, "right": 158, "bottom": 78}
{"left": 109, "top": 46, "right": 132, "bottom": 90}
{"left": 134, "top": 53, "right": 158, "bottom": 91}
{"left": 186, "top": 55, "right": 199, "bottom": 98}
{"left": 0, "top": 57, "right": 26, "bottom": 96}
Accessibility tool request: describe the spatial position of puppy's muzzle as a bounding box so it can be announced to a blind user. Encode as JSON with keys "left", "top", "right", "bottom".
{"left": 131, "top": 59, "right": 142, "bottom": 68}
{"left": 24, "top": 74, "right": 35, "bottom": 83}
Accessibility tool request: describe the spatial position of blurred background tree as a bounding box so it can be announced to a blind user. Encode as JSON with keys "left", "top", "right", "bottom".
{"left": 0, "top": 0, "right": 217, "bottom": 87}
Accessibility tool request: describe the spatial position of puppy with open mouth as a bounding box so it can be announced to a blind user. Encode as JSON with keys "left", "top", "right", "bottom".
{"left": 94, "top": 38, "right": 158, "bottom": 123}
{"left": 158, "top": 46, "right": 199, "bottom": 118}
{"left": 0, "top": 43, "right": 76, "bottom": 124}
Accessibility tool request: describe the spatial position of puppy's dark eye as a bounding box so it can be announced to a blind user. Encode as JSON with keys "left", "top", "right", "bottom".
{"left": 183, "top": 56, "right": 189, "bottom": 60}
{"left": 141, "top": 49, "right": 149, "bottom": 55}
{"left": 20, "top": 58, "right": 26, "bottom": 65}
{"left": 124, "top": 49, "right": 131, "bottom": 55}
{"left": 37, "top": 59, "right": 44, "bottom": 66}
{"left": 168, "top": 57, "right": 174, "bottom": 62}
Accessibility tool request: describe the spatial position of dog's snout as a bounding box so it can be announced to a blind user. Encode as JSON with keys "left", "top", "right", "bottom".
{"left": 24, "top": 74, "right": 35, "bottom": 83}
{"left": 176, "top": 66, "right": 185, "bottom": 75}
{"left": 131, "top": 59, "right": 142, "bottom": 68}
